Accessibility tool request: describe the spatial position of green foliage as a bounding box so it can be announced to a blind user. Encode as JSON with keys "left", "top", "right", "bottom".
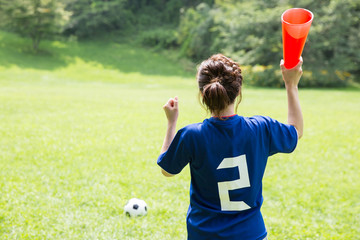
{"left": 213, "top": 2, "right": 287, "bottom": 66}
{"left": 126, "top": 0, "right": 214, "bottom": 27}
{"left": 243, "top": 65, "right": 283, "bottom": 88}
{"left": 177, "top": 0, "right": 360, "bottom": 87}
{"left": 62, "top": 0, "right": 215, "bottom": 38}
{"left": 177, "top": 3, "right": 219, "bottom": 61}
{"left": 0, "top": 0, "right": 358, "bottom": 87}
{"left": 63, "top": 0, "right": 132, "bottom": 38}
{"left": 243, "top": 66, "right": 350, "bottom": 88}
{"left": 138, "top": 28, "right": 178, "bottom": 49}
{"left": 126, "top": 0, "right": 179, "bottom": 27}
{"left": 305, "top": 0, "right": 360, "bottom": 83}
{"left": 0, "top": 0, "right": 70, "bottom": 51}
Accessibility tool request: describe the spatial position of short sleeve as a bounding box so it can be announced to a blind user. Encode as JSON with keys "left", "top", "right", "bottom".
{"left": 157, "top": 128, "right": 191, "bottom": 175}
{"left": 253, "top": 116, "right": 298, "bottom": 156}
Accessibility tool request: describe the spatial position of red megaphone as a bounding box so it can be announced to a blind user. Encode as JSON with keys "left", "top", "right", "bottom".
{"left": 282, "top": 8, "right": 314, "bottom": 69}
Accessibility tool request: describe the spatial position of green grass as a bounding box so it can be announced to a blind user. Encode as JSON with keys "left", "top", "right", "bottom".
{"left": 0, "top": 31, "right": 359, "bottom": 239}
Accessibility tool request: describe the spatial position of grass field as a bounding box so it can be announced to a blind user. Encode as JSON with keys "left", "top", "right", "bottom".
{"left": 0, "top": 31, "right": 359, "bottom": 239}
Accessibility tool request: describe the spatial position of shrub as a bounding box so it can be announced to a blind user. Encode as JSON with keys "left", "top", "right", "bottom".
{"left": 243, "top": 65, "right": 283, "bottom": 88}
{"left": 63, "top": 0, "right": 132, "bottom": 38}
{"left": 243, "top": 65, "right": 351, "bottom": 88}
{"left": 137, "top": 28, "right": 178, "bottom": 49}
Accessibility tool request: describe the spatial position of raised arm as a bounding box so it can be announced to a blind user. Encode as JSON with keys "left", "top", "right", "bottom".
{"left": 280, "top": 58, "right": 304, "bottom": 139}
{"left": 160, "top": 96, "right": 179, "bottom": 153}
{"left": 159, "top": 96, "right": 179, "bottom": 177}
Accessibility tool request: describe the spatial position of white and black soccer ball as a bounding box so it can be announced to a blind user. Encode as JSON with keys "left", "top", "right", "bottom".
{"left": 124, "top": 198, "right": 147, "bottom": 217}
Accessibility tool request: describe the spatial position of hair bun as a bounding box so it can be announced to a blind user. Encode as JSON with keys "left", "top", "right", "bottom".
{"left": 197, "top": 54, "right": 243, "bottom": 117}
{"left": 211, "top": 77, "right": 222, "bottom": 85}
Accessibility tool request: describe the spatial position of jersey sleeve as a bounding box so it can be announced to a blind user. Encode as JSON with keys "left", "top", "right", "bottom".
{"left": 253, "top": 116, "right": 298, "bottom": 156}
{"left": 157, "top": 128, "right": 191, "bottom": 175}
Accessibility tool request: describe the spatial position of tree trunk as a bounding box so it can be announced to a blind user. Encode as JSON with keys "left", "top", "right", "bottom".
{"left": 32, "top": 33, "right": 42, "bottom": 53}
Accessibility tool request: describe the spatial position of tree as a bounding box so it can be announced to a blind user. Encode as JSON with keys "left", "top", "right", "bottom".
{"left": 305, "top": 0, "right": 360, "bottom": 83}
{"left": 63, "top": 0, "right": 131, "bottom": 38}
{"left": 177, "top": 0, "right": 360, "bottom": 87}
{"left": 125, "top": 0, "right": 214, "bottom": 27}
{"left": 177, "top": 3, "right": 218, "bottom": 61}
{"left": 0, "top": 0, "right": 70, "bottom": 52}
{"left": 213, "top": 1, "right": 287, "bottom": 66}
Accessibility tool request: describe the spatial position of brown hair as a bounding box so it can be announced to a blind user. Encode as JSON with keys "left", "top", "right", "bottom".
{"left": 197, "top": 54, "right": 243, "bottom": 117}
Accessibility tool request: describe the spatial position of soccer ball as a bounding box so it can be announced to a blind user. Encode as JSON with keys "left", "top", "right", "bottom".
{"left": 124, "top": 198, "right": 147, "bottom": 217}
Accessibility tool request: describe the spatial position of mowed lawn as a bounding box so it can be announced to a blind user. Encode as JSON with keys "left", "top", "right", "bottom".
{"left": 0, "top": 31, "right": 359, "bottom": 239}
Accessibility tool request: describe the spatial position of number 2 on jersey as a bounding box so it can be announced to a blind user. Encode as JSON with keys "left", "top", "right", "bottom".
{"left": 217, "top": 154, "right": 251, "bottom": 211}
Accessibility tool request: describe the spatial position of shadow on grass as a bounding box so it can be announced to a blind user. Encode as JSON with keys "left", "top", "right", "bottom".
{"left": 0, "top": 32, "right": 69, "bottom": 70}
{"left": 0, "top": 31, "right": 194, "bottom": 77}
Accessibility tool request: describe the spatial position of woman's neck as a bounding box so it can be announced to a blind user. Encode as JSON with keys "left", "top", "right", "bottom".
{"left": 212, "top": 103, "right": 235, "bottom": 117}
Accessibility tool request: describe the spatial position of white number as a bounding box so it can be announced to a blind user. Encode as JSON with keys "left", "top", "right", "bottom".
{"left": 217, "top": 154, "right": 251, "bottom": 211}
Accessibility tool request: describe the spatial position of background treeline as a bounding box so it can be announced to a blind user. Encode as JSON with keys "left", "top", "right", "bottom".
{"left": 0, "top": 0, "right": 359, "bottom": 87}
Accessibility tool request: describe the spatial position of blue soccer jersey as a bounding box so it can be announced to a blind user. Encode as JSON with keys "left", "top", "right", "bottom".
{"left": 157, "top": 115, "right": 298, "bottom": 240}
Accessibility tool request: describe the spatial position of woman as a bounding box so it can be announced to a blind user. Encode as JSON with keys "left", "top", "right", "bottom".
{"left": 157, "top": 54, "right": 303, "bottom": 240}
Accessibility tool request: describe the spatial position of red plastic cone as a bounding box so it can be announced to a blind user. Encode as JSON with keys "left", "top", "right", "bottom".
{"left": 282, "top": 8, "right": 314, "bottom": 69}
